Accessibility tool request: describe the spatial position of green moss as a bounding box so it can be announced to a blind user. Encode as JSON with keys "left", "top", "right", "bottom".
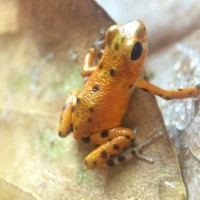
{"left": 37, "top": 129, "right": 67, "bottom": 160}
{"left": 49, "top": 64, "right": 84, "bottom": 95}
{"left": 76, "top": 169, "right": 88, "bottom": 184}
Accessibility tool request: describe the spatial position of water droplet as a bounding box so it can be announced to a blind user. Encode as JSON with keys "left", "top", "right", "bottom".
{"left": 186, "top": 101, "right": 192, "bottom": 110}
{"left": 164, "top": 181, "right": 176, "bottom": 189}
{"left": 174, "top": 61, "right": 181, "bottom": 71}
{"left": 180, "top": 113, "right": 186, "bottom": 121}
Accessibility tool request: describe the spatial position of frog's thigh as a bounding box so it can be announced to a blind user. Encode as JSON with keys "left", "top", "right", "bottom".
{"left": 58, "top": 90, "right": 80, "bottom": 137}
{"left": 84, "top": 127, "right": 136, "bottom": 168}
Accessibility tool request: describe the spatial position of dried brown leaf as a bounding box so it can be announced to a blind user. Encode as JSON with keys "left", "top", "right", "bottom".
{"left": 179, "top": 111, "right": 200, "bottom": 199}
{"left": 0, "top": 0, "right": 186, "bottom": 199}
{"left": 147, "top": 28, "right": 200, "bottom": 200}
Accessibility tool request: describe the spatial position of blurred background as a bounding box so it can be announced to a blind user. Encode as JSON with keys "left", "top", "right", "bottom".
{"left": 0, "top": 0, "right": 200, "bottom": 199}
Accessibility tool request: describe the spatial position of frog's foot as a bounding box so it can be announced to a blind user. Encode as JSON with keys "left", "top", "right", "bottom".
{"left": 130, "top": 130, "right": 163, "bottom": 162}
{"left": 58, "top": 90, "right": 80, "bottom": 138}
{"left": 112, "top": 129, "right": 164, "bottom": 166}
{"left": 83, "top": 127, "right": 136, "bottom": 169}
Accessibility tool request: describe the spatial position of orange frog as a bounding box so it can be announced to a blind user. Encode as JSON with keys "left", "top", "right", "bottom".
{"left": 58, "top": 20, "right": 200, "bottom": 168}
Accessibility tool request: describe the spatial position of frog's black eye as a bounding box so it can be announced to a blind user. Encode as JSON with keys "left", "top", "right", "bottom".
{"left": 130, "top": 41, "right": 143, "bottom": 60}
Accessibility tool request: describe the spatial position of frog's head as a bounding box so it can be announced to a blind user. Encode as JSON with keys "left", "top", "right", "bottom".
{"left": 105, "top": 20, "right": 148, "bottom": 79}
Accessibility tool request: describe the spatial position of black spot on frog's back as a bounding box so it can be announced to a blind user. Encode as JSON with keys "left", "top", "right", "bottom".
{"left": 92, "top": 85, "right": 99, "bottom": 92}
{"left": 109, "top": 68, "right": 115, "bottom": 77}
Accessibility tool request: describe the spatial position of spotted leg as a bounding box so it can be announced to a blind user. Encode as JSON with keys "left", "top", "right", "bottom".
{"left": 84, "top": 128, "right": 163, "bottom": 168}
{"left": 136, "top": 79, "right": 200, "bottom": 100}
{"left": 58, "top": 90, "right": 80, "bottom": 137}
{"left": 82, "top": 127, "right": 136, "bottom": 168}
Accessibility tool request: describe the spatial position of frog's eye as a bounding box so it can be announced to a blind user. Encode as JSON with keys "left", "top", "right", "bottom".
{"left": 130, "top": 41, "right": 143, "bottom": 60}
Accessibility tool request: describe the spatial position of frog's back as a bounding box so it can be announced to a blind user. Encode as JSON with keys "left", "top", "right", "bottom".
{"left": 73, "top": 67, "right": 132, "bottom": 139}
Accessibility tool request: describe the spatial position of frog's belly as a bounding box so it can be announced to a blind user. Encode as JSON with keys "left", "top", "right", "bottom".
{"left": 73, "top": 92, "right": 131, "bottom": 139}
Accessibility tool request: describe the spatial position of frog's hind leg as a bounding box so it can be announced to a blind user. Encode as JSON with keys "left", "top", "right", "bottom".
{"left": 58, "top": 90, "right": 80, "bottom": 138}
{"left": 82, "top": 127, "right": 136, "bottom": 168}
{"left": 83, "top": 128, "right": 163, "bottom": 168}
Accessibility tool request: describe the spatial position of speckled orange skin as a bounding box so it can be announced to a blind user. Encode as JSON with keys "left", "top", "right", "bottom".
{"left": 74, "top": 46, "right": 147, "bottom": 140}
{"left": 59, "top": 20, "right": 200, "bottom": 168}
{"left": 74, "top": 21, "right": 147, "bottom": 137}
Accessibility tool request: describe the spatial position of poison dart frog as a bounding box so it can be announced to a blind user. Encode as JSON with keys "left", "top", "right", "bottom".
{"left": 58, "top": 20, "right": 200, "bottom": 169}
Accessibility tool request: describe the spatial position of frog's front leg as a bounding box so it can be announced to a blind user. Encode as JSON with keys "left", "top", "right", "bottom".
{"left": 82, "top": 127, "right": 136, "bottom": 168}
{"left": 58, "top": 90, "right": 80, "bottom": 137}
{"left": 81, "top": 38, "right": 105, "bottom": 77}
{"left": 81, "top": 47, "right": 97, "bottom": 77}
{"left": 137, "top": 79, "right": 200, "bottom": 100}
